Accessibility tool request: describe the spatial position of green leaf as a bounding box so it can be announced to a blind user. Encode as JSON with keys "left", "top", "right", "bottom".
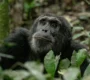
{"left": 24, "top": 62, "right": 46, "bottom": 80}
{"left": 82, "top": 76, "right": 90, "bottom": 80}
{"left": 0, "top": 66, "right": 3, "bottom": 78}
{"left": 84, "top": 64, "right": 90, "bottom": 76}
{"left": 0, "top": 53, "right": 14, "bottom": 59}
{"left": 24, "top": 1, "right": 35, "bottom": 13}
{"left": 55, "top": 55, "right": 60, "bottom": 70}
{"left": 73, "top": 32, "right": 85, "bottom": 39}
{"left": 72, "top": 26, "right": 84, "bottom": 34}
{"left": 73, "top": 31, "right": 90, "bottom": 40}
{"left": 24, "top": 62, "right": 43, "bottom": 73}
{"left": 3, "top": 75, "right": 13, "bottom": 80}
{"left": 62, "top": 68, "right": 80, "bottom": 80}
{"left": 2, "top": 62, "right": 46, "bottom": 80}
{"left": 81, "top": 38, "right": 89, "bottom": 45}
{"left": 71, "top": 49, "right": 87, "bottom": 67}
{"left": 3, "top": 70, "right": 29, "bottom": 80}
{"left": 24, "top": 0, "right": 41, "bottom": 13}
{"left": 3, "top": 42, "right": 16, "bottom": 48}
{"left": 59, "top": 58, "right": 70, "bottom": 69}
{"left": 79, "top": 15, "right": 89, "bottom": 20}
{"left": 44, "top": 50, "right": 56, "bottom": 77}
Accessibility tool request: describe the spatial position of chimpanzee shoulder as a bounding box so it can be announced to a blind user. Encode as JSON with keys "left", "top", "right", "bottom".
{"left": 0, "top": 27, "right": 31, "bottom": 69}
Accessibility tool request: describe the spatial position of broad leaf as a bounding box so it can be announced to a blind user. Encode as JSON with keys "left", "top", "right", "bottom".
{"left": 71, "top": 49, "right": 87, "bottom": 67}
{"left": 62, "top": 68, "right": 80, "bottom": 80}
{"left": 44, "top": 50, "right": 56, "bottom": 77}
{"left": 59, "top": 58, "right": 70, "bottom": 69}
{"left": 84, "top": 64, "right": 90, "bottom": 76}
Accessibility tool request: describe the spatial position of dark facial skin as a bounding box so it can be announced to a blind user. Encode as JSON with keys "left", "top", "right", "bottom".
{"left": 30, "top": 15, "right": 62, "bottom": 54}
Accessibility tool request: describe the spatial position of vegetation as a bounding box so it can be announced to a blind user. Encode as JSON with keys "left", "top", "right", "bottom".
{"left": 0, "top": 49, "right": 90, "bottom": 80}
{"left": 0, "top": 0, "right": 9, "bottom": 41}
{"left": 0, "top": 0, "right": 90, "bottom": 80}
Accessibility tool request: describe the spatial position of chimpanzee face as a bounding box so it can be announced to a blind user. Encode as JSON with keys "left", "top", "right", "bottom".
{"left": 30, "top": 14, "right": 71, "bottom": 54}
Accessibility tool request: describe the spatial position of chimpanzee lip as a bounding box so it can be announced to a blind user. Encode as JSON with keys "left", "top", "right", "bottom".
{"left": 34, "top": 36, "right": 52, "bottom": 42}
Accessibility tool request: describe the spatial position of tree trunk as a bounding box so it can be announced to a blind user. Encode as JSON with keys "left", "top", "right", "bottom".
{"left": 0, "top": 0, "right": 9, "bottom": 41}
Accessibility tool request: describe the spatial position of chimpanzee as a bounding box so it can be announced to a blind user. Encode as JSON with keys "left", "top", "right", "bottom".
{"left": 0, "top": 13, "right": 89, "bottom": 76}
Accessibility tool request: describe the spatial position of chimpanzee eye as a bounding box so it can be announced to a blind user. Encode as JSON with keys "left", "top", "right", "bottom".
{"left": 50, "top": 20, "right": 58, "bottom": 27}
{"left": 40, "top": 19, "right": 46, "bottom": 25}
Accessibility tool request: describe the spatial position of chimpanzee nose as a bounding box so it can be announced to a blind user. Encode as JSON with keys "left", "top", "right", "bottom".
{"left": 42, "top": 29, "right": 48, "bottom": 33}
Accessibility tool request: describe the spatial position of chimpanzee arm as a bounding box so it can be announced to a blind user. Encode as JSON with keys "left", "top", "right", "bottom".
{"left": 0, "top": 28, "right": 30, "bottom": 69}
{"left": 71, "top": 41, "right": 87, "bottom": 51}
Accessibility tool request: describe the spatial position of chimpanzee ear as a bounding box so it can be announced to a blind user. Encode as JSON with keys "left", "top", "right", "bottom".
{"left": 58, "top": 16, "right": 72, "bottom": 38}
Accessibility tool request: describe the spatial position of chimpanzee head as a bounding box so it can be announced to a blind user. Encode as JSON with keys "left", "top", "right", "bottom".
{"left": 29, "top": 14, "right": 72, "bottom": 54}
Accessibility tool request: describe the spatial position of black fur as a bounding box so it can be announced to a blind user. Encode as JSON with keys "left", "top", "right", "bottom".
{"left": 0, "top": 14, "right": 89, "bottom": 76}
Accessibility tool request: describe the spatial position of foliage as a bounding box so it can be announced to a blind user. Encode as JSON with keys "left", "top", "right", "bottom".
{"left": 24, "top": 0, "right": 41, "bottom": 18}
{"left": 0, "top": 0, "right": 9, "bottom": 41}
{"left": 0, "top": 0, "right": 90, "bottom": 80}
{"left": 44, "top": 50, "right": 60, "bottom": 78}
{"left": 0, "top": 49, "right": 90, "bottom": 80}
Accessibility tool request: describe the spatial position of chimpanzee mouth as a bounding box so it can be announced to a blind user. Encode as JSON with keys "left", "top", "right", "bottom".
{"left": 31, "top": 36, "right": 53, "bottom": 53}
{"left": 34, "top": 36, "right": 52, "bottom": 43}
